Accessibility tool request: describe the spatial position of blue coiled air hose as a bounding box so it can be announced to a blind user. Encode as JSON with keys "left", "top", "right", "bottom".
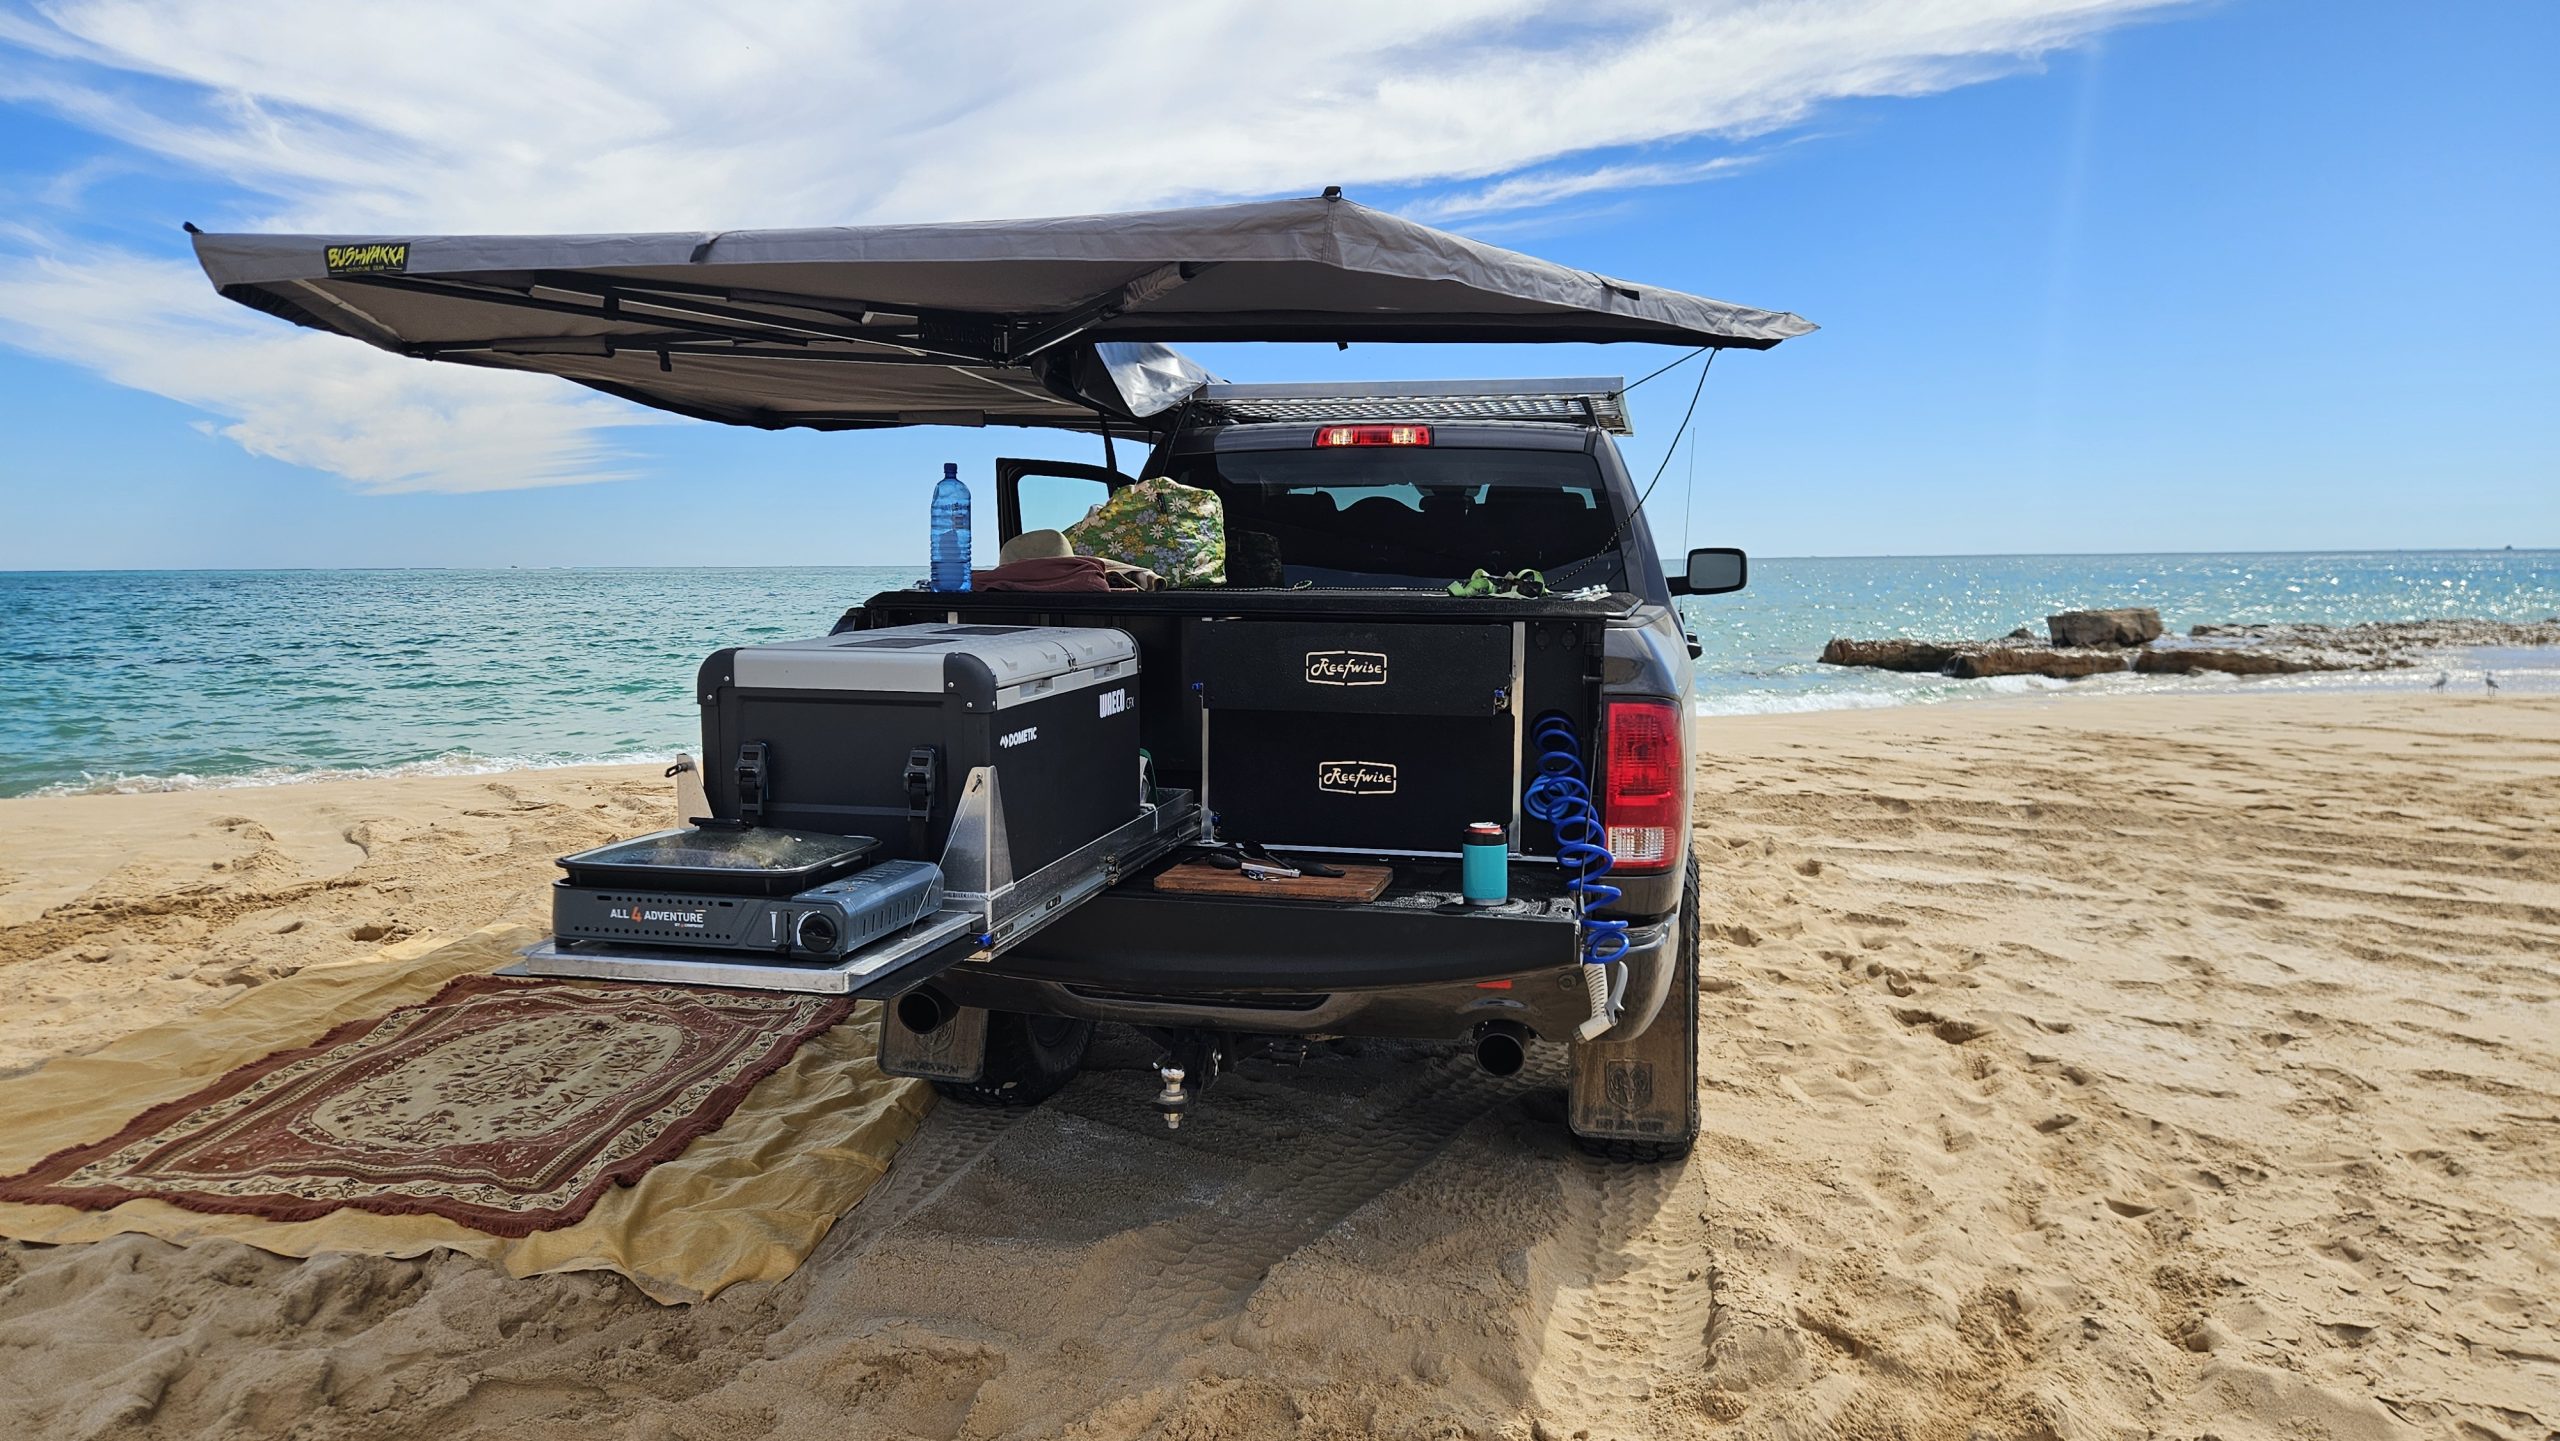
{"left": 1524, "top": 712, "right": 1627, "bottom": 1039}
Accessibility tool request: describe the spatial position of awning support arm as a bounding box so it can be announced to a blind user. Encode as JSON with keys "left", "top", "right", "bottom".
{"left": 527, "top": 272, "right": 955, "bottom": 352}
{"left": 337, "top": 272, "right": 994, "bottom": 364}
{"left": 1005, "top": 262, "right": 1212, "bottom": 362}
{"left": 340, "top": 274, "right": 830, "bottom": 350}
{"left": 534, "top": 271, "right": 923, "bottom": 328}
{"left": 425, "top": 337, "right": 964, "bottom": 366}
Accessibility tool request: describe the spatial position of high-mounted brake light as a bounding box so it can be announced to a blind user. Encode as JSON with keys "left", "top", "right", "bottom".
{"left": 1602, "top": 698, "right": 1682, "bottom": 872}
{"left": 1313, "top": 424, "right": 1432, "bottom": 448}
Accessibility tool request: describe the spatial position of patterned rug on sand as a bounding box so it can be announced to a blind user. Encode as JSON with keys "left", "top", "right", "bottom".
{"left": 0, "top": 976, "right": 854, "bottom": 1236}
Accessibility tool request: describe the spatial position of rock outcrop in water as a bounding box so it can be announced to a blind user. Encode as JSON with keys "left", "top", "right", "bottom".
{"left": 1819, "top": 639, "right": 1958, "bottom": 672}
{"left": 1821, "top": 615, "right": 2560, "bottom": 683}
{"left": 1818, "top": 637, "right": 2130, "bottom": 680}
{"left": 1952, "top": 646, "right": 2130, "bottom": 679}
{"left": 2048, "top": 608, "right": 2163, "bottom": 647}
{"left": 2132, "top": 648, "right": 2325, "bottom": 676}
{"left": 2188, "top": 618, "right": 2560, "bottom": 652}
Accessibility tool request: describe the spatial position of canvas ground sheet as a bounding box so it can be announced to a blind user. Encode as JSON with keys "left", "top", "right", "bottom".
{"left": 0, "top": 927, "right": 931, "bottom": 1303}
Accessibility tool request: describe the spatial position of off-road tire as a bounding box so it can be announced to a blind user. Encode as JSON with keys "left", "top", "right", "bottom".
{"left": 1574, "top": 1134, "right": 1692, "bottom": 1163}
{"left": 1571, "top": 856, "right": 1701, "bottom": 1164}
{"left": 930, "top": 1011, "right": 1093, "bottom": 1109}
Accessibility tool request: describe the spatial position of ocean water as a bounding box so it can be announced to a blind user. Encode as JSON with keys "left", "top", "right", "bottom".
{"left": 2, "top": 552, "right": 2554, "bottom": 797}
{"left": 0, "top": 568, "right": 913, "bottom": 798}
{"left": 1675, "top": 549, "right": 2560, "bottom": 716}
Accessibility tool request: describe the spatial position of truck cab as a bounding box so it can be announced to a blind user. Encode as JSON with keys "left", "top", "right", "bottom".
{"left": 849, "top": 379, "right": 1743, "bottom": 1159}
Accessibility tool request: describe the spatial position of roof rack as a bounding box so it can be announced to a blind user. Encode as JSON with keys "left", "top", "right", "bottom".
{"left": 1191, "top": 377, "right": 1631, "bottom": 434}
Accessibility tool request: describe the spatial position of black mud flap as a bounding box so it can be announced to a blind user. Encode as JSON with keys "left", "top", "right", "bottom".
{"left": 879, "top": 998, "right": 991, "bottom": 1081}
{"left": 1568, "top": 862, "right": 1701, "bottom": 1154}
{"left": 1567, "top": 1027, "right": 1694, "bottom": 1145}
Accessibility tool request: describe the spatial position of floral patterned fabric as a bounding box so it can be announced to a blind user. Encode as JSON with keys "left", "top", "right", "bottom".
{"left": 0, "top": 975, "right": 852, "bottom": 1237}
{"left": 1063, "top": 476, "right": 1226, "bottom": 588}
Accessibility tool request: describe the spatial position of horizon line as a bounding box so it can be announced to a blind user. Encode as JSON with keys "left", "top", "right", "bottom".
{"left": 4, "top": 545, "right": 2557, "bottom": 577}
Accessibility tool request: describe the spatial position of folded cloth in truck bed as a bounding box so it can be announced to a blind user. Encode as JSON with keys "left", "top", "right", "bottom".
{"left": 973, "top": 555, "right": 1162, "bottom": 593}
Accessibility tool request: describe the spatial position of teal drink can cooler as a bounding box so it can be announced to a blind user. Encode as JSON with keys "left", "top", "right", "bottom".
{"left": 1461, "top": 822, "right": 1508, "bottom": 907}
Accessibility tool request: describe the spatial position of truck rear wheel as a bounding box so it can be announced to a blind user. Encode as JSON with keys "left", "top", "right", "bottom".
{"left": 929, "top": 1011, "right": 1093, "bottom": 1109}
{"left": 1569, "top": 856, "right": 1701, "bottom": 1163}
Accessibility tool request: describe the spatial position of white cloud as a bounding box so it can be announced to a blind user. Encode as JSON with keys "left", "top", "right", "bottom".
{"left": 0, "top": 251, "right": 652, "bottom": 492}
{"left": 1406, "top": 156, "right": 1765, "bottom": 223}
{"left": 0, "top": 0, "right": 2180, "bottom": 491}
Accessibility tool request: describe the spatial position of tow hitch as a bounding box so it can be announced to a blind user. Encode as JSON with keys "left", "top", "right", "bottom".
{"left": 1140, "top": 1026, "right": 1298, "bottom": 1131}
{"left": 1141, "top": 1027, "right": 1229, "bottom": 1130}
{"left": 1151, "top": 1066, "right": 1192, "bottom": 1129}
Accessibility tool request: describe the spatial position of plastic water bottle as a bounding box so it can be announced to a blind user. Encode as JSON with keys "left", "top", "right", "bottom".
{"left": 928, "top": 462, "right": 972, "bottom": 592}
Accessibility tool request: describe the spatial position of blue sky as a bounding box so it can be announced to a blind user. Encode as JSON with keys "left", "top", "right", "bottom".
{"left": 0, "top": 1, "right": 2552, "bottom": 570}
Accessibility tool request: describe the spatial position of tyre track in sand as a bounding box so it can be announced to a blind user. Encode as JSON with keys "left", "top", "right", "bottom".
{"left": 681, "top": 1040, "right": 1570, "bottom": 1438}
{"left": 1526, "top": 1152, "right": 1709, "bottom": 1428}
{"left": 1059, "top": 1046, "right": 1546, "bottom": 1348}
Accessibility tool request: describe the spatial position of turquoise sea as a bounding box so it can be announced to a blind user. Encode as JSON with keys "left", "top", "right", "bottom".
{"left": 2, "top": 551, "right": 2554, "bottom": 797}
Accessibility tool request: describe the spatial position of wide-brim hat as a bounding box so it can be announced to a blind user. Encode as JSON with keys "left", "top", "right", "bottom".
{"left": 999, "top": 528, "right": 1073, "bottom": 565}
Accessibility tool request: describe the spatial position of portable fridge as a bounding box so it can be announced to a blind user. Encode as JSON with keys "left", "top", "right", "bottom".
{"left": 696, "top": 623, "right": 1142, "bottom": 873}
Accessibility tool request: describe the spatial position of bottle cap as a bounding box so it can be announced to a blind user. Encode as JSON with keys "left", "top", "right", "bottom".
{"left": 943, "top": 462, "right": 958, "bottom": 478}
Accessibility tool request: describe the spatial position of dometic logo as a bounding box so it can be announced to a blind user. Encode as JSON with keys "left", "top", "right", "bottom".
{"left": 999, "top": 725, "right": 1038, "bottom": 749}
{"left": 323, "top": 241, "right": 410, "bottom": 275}
{"left": 1305, "top": 650, "right": 1388, "bottom": 686}
{"left": 1316, "top": 760, "right": 1399, "bottom": 796}
{"left": 615, "top": 905, "right": 706, "bottom": 927}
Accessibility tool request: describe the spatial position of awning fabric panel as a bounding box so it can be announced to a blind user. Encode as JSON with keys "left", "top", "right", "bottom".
{"left": 191, "top": 195, "right": 1814, "bottom": 433}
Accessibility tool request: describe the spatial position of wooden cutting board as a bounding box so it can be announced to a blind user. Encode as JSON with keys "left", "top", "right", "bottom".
{"left": 1151, "top": 860, "right": 1393, "bottom": 902}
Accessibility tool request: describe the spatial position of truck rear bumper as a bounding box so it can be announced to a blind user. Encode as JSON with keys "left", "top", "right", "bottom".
{"left": 998, "top": 862, "right": 1583, "bottom": 989}
{"left": 932, "top": 861, "right": 1681, "bottom": 1042}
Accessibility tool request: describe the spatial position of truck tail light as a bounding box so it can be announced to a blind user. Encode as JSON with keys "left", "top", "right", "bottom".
{"left": 1603, "top": 698, "right": 1681, "bottom": 872}
{"left": 1313, "top": 424, "right": 1431, "bottom": 447}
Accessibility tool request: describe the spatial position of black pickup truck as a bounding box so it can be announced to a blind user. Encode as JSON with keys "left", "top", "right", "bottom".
{"left": 187, "top": 194, "right": 1809, "bottom": 1161}
{"left": 846, "top": 380, "right": 1746, "bottom": 1158}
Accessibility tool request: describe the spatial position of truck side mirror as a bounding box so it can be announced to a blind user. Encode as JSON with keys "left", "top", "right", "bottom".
{"left": 1680, "top": 547, "right": 1748, "bottom": 596}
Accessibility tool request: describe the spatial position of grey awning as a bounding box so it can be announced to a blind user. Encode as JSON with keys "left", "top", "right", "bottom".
{"left": 189, "top": 194, "right": 1814, "bottom": 433}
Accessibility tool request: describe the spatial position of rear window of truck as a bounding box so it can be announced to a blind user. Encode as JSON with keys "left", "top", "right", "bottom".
{"left": 1168, "top": 447, "right": 1624, "bottom": 589}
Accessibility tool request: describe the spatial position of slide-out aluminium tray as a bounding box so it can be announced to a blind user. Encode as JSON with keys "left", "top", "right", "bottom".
{"left": 506, "top": 775, "right": 1198, "bottom": 996}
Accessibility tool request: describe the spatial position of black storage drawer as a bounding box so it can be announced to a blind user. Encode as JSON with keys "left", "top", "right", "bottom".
{"left": 1187, "top": 620, "right": 1513, "bottom": 715}
{"left": 1193, "top": 619, "right": 1520, "bottom": 854}
{"left": 1206, "top": 709, "right": 1512, "bottom": 855}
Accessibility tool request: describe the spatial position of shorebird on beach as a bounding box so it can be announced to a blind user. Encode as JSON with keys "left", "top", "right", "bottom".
{"left": 2432, "top": 671, "right": 2449, "bottom": 689}
{"left": 2485, "top": 672, "right": 2499, "bottom": 691}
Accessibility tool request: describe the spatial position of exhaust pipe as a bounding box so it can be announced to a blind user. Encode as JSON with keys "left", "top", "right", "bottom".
{"left": 1473, "top": 1021, "right": 1530, "bottom": 1077}
{"left": 895, "top": 986, "right": 954, "bottom": 1036}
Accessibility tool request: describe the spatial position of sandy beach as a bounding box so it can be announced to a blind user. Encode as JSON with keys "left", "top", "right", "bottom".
{"left": 0, "top": 691, "right": 2552, "bottom": 1439}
